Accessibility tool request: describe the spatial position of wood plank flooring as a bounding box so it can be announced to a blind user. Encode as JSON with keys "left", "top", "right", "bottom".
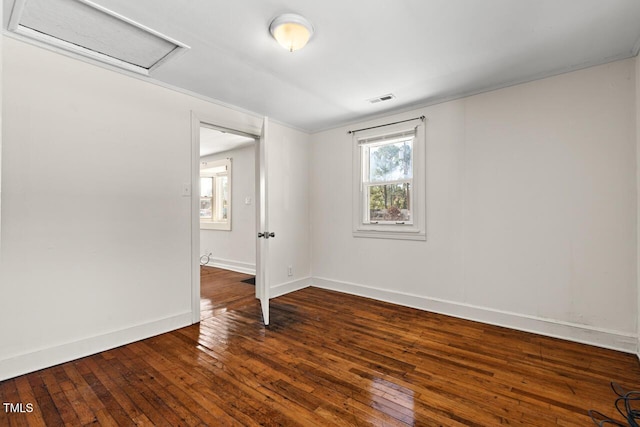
{"left": 1, "top": 266, "right": 639, "bottom": 426}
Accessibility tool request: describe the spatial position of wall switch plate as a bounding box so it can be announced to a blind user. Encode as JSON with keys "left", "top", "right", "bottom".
{"left": 181, "top": 183, "right": 191, "bottom": 197}
{"left": 245, "top": 196, "right": 252, "bottom": 205}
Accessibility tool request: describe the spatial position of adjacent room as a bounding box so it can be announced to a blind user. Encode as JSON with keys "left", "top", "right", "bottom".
{"left": 198, "top": 125, "right": 259, "bottom": 320}
{"left": 1, "top": 0, "right": 640, "bottom": 425}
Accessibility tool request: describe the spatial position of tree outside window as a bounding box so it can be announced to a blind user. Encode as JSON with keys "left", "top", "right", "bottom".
{"left": 363, "top": 138, "right": 413, "bottom": 224}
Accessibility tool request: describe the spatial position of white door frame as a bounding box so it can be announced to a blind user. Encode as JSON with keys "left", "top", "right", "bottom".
{"left": 190, "top": 111, "right": 263, "bottom": 324}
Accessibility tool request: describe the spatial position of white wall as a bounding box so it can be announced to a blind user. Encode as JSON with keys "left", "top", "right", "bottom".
{"left": 200, "top": 144, "right": 256, "bottom": 274}
{"left": 311, "top": 58, "right": 638, "bottom": 352}
{"left": 0, "top": 37, "right": 273, "bottom": 380}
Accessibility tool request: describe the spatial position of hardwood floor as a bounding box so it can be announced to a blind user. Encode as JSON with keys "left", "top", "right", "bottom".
{"left": 200, "top": 266, "right": 256, "bottom": 320}
{"left": 1, "top": 266, "right": 639, "bottom": 426}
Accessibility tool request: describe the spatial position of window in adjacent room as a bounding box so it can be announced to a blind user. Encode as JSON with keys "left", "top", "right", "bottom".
{"left": 200, "top": 158, "right": 231, "bottom": 230}
{"left": 353, "top": 120, "right": 426, "bottom": 240}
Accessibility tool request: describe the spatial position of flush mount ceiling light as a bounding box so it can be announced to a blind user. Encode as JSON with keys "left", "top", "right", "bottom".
{"left": 7, "top": 0, "right": 190, "bottom": 75}
{"left": 269, "top": 13, "right": 314, "bottom": 52}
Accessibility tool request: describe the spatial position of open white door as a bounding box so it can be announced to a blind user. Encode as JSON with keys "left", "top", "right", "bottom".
{"left": 256, "top": 117, "right": 270, "bottom": 325}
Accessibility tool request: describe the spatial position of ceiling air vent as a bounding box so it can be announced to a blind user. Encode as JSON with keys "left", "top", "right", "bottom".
{"left": 8, "top": 0, "right": 190, "bottom": 75}
{"left": 368, "top": 94, "right": 396, "bottom": 104}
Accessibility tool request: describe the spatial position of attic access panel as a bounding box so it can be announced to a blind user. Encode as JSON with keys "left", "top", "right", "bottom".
{"left": 8, "top": 0, "right": 190, "bottom": 75}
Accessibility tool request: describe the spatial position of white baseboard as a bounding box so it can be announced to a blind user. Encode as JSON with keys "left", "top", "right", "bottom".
{"left": 312, "top": 277, "right": 638, "bottom": 354}
{"left": 0, "top": 312, "right": 192, "bottom": 382}
{"left": 271, "top": 276, "right": 312, "bottom": 298}
{"left": 205, "top": 258, "right": 256, "bottom": 275}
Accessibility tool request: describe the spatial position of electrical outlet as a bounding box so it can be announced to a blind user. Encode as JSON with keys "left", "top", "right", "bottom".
{"left": 287, "top": 265, "right": 293, "bottom": 277}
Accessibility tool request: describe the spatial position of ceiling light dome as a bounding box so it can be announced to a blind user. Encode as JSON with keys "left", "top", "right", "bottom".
{"left": 269, "top": 13, "right": 314, "bottom": 52}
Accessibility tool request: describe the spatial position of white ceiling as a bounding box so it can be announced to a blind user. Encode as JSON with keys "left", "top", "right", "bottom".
{"left": 200, "top": 127, "right": 255, "bottom": 157}
{"left": 5, "top": 0, "right": 640, "bottom": 132}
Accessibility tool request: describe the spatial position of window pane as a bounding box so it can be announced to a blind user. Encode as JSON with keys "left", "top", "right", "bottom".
{"left": 200, "top": 198, "right": 212, "bottom": 218}
{"left": 368, "top": 183, "right": 411, "bottom": 222}
{"left": 215, "top": 175, "right": 229, "bottom": 221}
{"left": 200, "top": 177, "right": 213, "bottom": 197}
{"left": 368, "top": 140, "right": 413, "bottom": 182}
{"left": 221, "top": 176, "right": 228, "bottom": 220}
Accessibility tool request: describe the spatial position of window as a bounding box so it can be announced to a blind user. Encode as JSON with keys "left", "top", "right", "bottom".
{"left": 353, "top": 122, "right": 426, "bottom": 240}
{"left": 200, "top": 158, "right": 231, "bottom": 230}
{"left": 363, "top": 137, "right": 413, "bottom": 224}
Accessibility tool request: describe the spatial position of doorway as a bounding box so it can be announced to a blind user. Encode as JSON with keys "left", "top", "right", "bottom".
{"left": 190, "top": 113, "right": 271, "bottom": 326}
{"left": 198, "top": 125, "right": 257, "bottom": 320}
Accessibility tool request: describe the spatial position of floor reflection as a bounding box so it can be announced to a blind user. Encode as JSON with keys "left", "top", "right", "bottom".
{"left": 197, "top": 266, "right": 259, "bottom": 356}
{"left": 199, "top": 266, "right": 256, "bottom": 322}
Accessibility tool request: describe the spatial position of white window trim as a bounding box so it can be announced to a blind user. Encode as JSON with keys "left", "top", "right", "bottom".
{"left": 200, "top": 158, "right": 232, "bottom": 231}
{"left": 352, "top": 121, "right": 426, "bottom": 241}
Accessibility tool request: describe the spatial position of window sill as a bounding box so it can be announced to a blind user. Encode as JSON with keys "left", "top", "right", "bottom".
{"left": 200, "top": 221, "right": 231, "bottom": 231}
{"left": 352, "top": 228, "right": 426, "bottom": 241}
